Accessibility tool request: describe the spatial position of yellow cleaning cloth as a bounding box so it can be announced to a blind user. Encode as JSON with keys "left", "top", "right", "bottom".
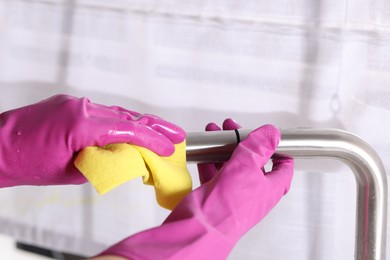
{"left": 74, "top": 141, "right": 192, "bottom": 210}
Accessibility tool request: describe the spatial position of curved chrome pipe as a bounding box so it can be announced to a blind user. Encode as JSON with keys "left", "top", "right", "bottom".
{"left": 186, "top": 128, "right": 387, "bottom": 260}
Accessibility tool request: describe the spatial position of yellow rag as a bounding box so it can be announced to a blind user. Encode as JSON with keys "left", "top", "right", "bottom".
{"left": 74, "top": 141, "right": 192, "bottom": 210}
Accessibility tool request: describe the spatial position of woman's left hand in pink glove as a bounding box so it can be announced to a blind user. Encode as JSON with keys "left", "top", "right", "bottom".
{"left": 93, "top": 119, "right": 293, "bottom": 260}
{"left": 0, "top": 94, "right": 185, "bottom": 187}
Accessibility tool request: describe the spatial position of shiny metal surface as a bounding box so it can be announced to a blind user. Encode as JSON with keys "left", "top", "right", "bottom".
{"left": 186, "top": 128, "right": 387, "bottom": 260}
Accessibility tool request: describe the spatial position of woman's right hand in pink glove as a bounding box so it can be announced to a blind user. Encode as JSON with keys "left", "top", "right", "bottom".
{"left": 0, "top": 94, "right": 185, "bottom": 187}
{"left": 94, "top": 119, "right": 294, "bottom": 260}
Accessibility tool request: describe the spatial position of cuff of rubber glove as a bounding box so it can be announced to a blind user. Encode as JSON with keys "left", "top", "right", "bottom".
{"left": 95, "top": 217, "right": 237, "bottom": 260}
{"left": 0, "top": 126, "right": 10, "bottom": 187}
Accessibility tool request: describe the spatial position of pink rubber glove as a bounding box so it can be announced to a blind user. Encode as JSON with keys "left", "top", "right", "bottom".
{"left": 95, "top": 119, "right": 294, "bottom": 260}
{"left": 0, "top": 94, "right": 185, "bottom": 187}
